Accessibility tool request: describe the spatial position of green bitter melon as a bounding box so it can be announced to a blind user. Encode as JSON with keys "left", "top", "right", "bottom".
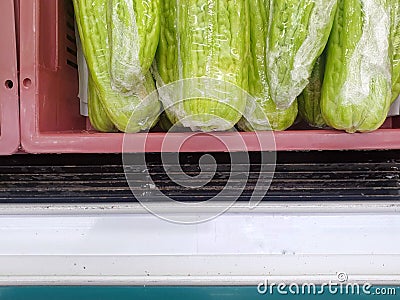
{"left": 321, "top": 0, "right": 392, "bottom": 133}
{"left": 298, "top": 53, "right": 327, "bottom": 128}
{"left": 391, "top": 1, "right": 400, "bottom": 102}
{"left": 108, "top": 0, "right": 161, "bottom": 92}
{"left": 153, "top": 0, "right": 250, "bottom": 132}
{"left": 88, "top": 75, "right": 117, "bottom": 132}
{"left": 73, "top": 0, "right": 161, "bottom": 133}
{"left": 266, "top": 0, "right": 338, "bottom": 110}
{"left": 238, "top": 0, "right": 298, "bottom": 132}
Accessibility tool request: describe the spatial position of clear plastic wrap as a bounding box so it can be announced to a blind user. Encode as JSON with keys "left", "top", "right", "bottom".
{"left": 73, "top": 0, "right": 161, "bottom": 133}
{"left": 108, "top": 0, "right": 160, "bottom": 92}
{"left": 75, "top": 23, "right": 89, "bottom": 117}
{"left": 238, "top": 0, "right": 298, "bottom": 132}
{"left": 153, "top": 0, "right": 249, "bottom": 132}
{"left": 321, "top": 0, "right": 392, "bottom": 133}
{"left": 266, "top": 0, "right": 338, "bottom": 110}
{"left": 389, "top": 95, "right": 400, "bottom": 116}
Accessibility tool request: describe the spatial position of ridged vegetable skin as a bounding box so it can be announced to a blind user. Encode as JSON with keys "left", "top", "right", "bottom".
{"left": 154, "top": 0, "right": 250, "bottom": 132}
{"left": 73, "top": 0, "right": 161, "bottom": 133}
{"left": 108, "top": 0, "right": 161, "bottom": 92}
{"left": 321, "top": 0, "right": 392, "bottom": 133}
{"left": 88, "top": 75, "right": 117, "bottom": 132}
{"left": 266, "top": 0, "right": 338, "bottom": 110}
{"left": 298, "top": 53, "right": 327, "bottom": 128}
{"left": 392, "top": 1, "right": 400, "bottom": 102}
{"left": 238, "top": 0, "right": 297, "bottom": 132}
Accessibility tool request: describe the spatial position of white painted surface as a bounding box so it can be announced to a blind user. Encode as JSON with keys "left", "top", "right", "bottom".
{"left": 0, "top": 213, "right": 398, "bottom": 256}
{"left": 0, "top": 207, "right": 398, "bottom": 285}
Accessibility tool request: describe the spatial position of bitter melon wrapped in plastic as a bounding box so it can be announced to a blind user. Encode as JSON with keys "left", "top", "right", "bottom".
{"left": 266, "top": 0, "right": 338, "bottom": 109}
{"left": 238, "top": 0, "right": 298, "bottom": 131}
{"left": 88, "top": 75, "right": 117, "bottom": 133}
{"left": 73, "top": 0, "right": 161, "bottom": 133}
{"left": 298, "top": 53, "right": 327, "bottom": 128}
{"left": 321, "top": 0, "right": 392, "bottom": 133}
{"left": 391, "top": 1, "right": 400, "bottom": 102}
{"left": 153, "top": 0, "right": 249, "bottom": 132}
{"left": 107, "top": 0, "right": 161, "bottom": 92}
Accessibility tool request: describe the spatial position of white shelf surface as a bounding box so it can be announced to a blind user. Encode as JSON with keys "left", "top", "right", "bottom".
{"left": 0, "top": 202, "right": 399, "bottom": 286}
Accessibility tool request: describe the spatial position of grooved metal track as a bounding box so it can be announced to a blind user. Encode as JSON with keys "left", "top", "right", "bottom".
{"left": 0, "top": 151, "right": 399, "bottom": 203}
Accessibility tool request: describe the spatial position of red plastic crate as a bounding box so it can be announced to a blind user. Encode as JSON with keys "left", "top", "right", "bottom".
{"left": 19, "top": 0, "right": 400, "bottom": 153}
{"left": 0, "top": 0, "right": 19, "bottom": 155}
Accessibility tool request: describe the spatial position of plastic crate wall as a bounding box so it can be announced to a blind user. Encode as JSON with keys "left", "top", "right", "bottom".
{"left": 0, "top": 0, "right": 20, "bottom": 155}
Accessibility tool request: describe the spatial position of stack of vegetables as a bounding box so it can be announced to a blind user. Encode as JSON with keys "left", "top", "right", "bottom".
{"left": 73, "top": 0, "right": 400, "bottom": 134}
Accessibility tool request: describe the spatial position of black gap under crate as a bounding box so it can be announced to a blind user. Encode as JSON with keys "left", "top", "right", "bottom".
{"left": 0, "top": 151, "right": 399, "bottom": 203}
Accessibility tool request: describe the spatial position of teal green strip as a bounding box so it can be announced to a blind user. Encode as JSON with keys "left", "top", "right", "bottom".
{"left": 0, "top": 286, "right": 398, "bottom": 299}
